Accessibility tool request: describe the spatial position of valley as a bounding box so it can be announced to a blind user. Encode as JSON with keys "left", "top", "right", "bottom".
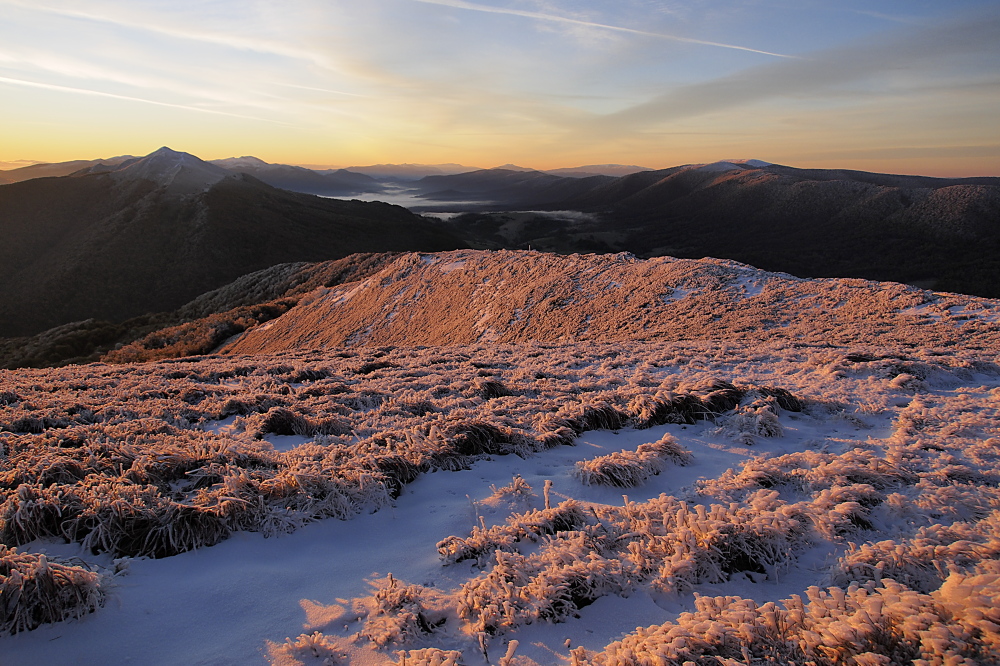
{"left": 2, "top": 150, "right": 999, "bottom": 666}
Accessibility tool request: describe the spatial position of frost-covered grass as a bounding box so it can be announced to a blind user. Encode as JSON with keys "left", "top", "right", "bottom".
{"left": 576, "top": 577, "right": 1000, "bottom": 666}
{"left": 1, "top": 337, "right": 998, "bottom": 664}
{"left": 574, "top": 433, "right": 692, "bottom": 487}
{"left": 0, "top": 345, "right": 805, "bottom": 561}
{"left": 0, "top": 546, "right": 107, "bottom": 635}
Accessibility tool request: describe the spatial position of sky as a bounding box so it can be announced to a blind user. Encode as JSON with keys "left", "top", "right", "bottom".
{"left": 1, "top": 0, "right": 999, "bottom": 176}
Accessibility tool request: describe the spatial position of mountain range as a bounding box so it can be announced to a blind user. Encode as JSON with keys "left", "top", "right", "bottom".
{"left": 423, "top": 161, "right": 1000, "bottom": 297}
{"left": 208, "top": 156, "right": 386, "bottom": 196}
{"left": 0, "top": 155, "right": 137, "bottom": 184}
{"left": 0, "top": 147, "right": 462, "bottom": 339}
{"left": 3, "top": 146, "right": 1000, "bottom": 369}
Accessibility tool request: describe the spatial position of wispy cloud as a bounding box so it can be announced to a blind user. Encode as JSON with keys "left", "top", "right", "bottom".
{"left": 412, "top": 0, "right": 795, "bottom": 58}
{"left": 0, "top": 0, "right": 333, "bottom": 68}
{"left": 0, "top": 75, "right": 290, "bottom": 124}
{"left": 848, "top": 9, "right": 919, "bottom": 25}
{"left": 0, "top": 48, "right": 286, "bottom": 113}
{"left": 583, "top": 9, "right": 1000, "bottom": 135}
{"left": 273, "top": 83, "right": 368, "bottom": 98}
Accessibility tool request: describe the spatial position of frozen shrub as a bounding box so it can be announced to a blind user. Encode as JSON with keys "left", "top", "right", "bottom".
{"left": 457, "top": 530, "right": 631, "bottom": 634}
{"left": 697, "top": 448, "right": 916, "bottom": 502}
{"left": 889, "top": 372, "right": 929, "bottom": 392}
{"left": 692, "top": 380, "right": 744, "bottom": 415}
{"left": 829, "top": 513, "right": 1000, "bottom": 592}
{"left": 802, "top": 484, "right": 882, "bottom": 538}
{"left": 355, "top": 360, "right": 398, "bottom": 375}
{"left": 288, "top": 368, "right": 331, "bottom": 383}
{"left": 626, "top": 391, "right": 706, "bottom": 428}
{"left": 481, "top": 475, "right": 536, "bottom": 512}
{"left": 580, "top": 579, "right": 992, "bottom": 666}
{"left": 97, "top": 499, "right": 231, "bottom": 559}
{"left": 1, "top": 484, "right": 85, "bottom": 546}
{"left": 757, "top": 385, "right": 802, "bottom": 411}
{"left": 281, "top": 631, "right": 344, "bottom": 664}
{"left": 253, "top": 407, "right": 312, "bottom": 437}
{"left": 936, "top": 571, "right": 1000, "bottom": 653}
{"left": 370, "top": 455, "right": 422, "bottom": 498}
{"left": 634, "top": 492, "right": 809, "bottom": 594}
{"left": 394, "top": 648, "right": 463, "bottom": 666}
{"left": 561, "top": 402, "right": 629, "bottom": 433}
{"left": 476, "top": 379, "right": 510, "bottom": 400}
{"left": 360, "top": 574, "right": 443, "bottom": 648}
{"left": 713, "top": 393, "right": 784, "bottom": 445}
{"left": 574, "top": 434, "right": 692, "bottom": 487}
{"left": 446, "top": 491, "right": 809, "bottom": 635}
{"left": 0, "top": 547, "right": 106, "bottom": 634}
{"left": 440, "top": 420, "right": 533, "bottom": 458}
{"left": 437, "top": 500, "right": 592, "bottom": 565}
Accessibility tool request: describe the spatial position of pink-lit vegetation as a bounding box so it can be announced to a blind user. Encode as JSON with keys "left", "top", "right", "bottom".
{"left": 573, "top": 434, "right": 693, "bottom": 487}
{"left": 0, "top": 547, "right": 107, "bottom": 635}
{"left": 2, "top": 285, "right": 1000, "bottom": 664}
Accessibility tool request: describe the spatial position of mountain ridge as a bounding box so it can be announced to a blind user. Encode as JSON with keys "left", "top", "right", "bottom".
{"left": 0, "top": 149, "right": 465, "bottom": 338}
{"left": 217, "top": 249, "right": 1000, "bottom": 357}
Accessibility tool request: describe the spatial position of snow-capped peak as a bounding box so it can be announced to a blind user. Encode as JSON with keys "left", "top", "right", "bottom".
{"left": 210, "top": 156, "right": 270, "bottom": 169}
{"left": 695, "top": 159, "right": 773, "bottom": 173}
{"left": 696, "top": 161, "right": 742, "bottom": 172}
{"left": 721, "top": 158, "right": 773, "bottom": 167}
{"left": 110, "top": 147, "right": 229, "bottom": 193}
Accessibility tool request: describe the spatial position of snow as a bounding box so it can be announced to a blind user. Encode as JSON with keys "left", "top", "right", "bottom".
{"left": 695, "top": 161, "right": 743, "bottom": 173}
{"left": 2, "top": 404, "right": 890, "bottom": 665}
{"left": 899, "top": 299, "right": 1000, "bottom": 324}
{"left": 212, "top": 156, "right": 271, "bottom": 169}
{"left": 731, "top": 274, "right": 766, "bottom": 299}
{"left": 438, "top": 260, "right": 467, "bottom": 274}
{"left": 110, "top": 147, "right": 228, "bottom": 193}
{"left": 3, "top": 321, "right": 1000, "bottom": 664}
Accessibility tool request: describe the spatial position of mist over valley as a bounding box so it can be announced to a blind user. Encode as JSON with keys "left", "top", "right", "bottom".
{"left": 2, "top": 146, "right": 1000, "bottom": 666}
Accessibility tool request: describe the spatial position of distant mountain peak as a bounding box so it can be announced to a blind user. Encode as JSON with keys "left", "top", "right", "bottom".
{"left": 210, "top": 156, "right": 271, "bottom": 168}
{"left": 491, "top": 164, "right": 535, "bottom": 172}
{"left": 724, "top": 158, "right": 772, "bottom": 167}
{"left": 692, "top": 159, "right": 773, "bottom": 173}
{"left": 110, "top": 147, "right": 229, "bottom": 193}
{"left": 544, "top": 164, "right": 653, "bottom": 177}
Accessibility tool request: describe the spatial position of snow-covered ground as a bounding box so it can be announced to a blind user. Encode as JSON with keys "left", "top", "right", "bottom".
{"left": 4, "top": 412, "right": 879, "bottom": 665}
{"left": 3, "top": 339, "right": 998, "bottom": 665}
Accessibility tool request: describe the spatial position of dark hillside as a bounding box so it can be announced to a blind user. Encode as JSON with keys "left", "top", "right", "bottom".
{"left": 434, "top": 163, "right": 1000, "bottom": 297}
{"left": 0, "top": 253, "right": 401, "bottom": 369}
{"left": 0, "top": 148, "right": 465, "bottom": 338}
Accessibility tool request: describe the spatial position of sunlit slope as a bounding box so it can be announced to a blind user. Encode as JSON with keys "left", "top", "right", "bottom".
{"left": 221, "top": 250, "right": 1000, "bottom": 355}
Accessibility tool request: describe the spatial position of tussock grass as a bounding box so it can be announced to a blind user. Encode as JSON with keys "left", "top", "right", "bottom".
{"left": 577, "top": 578, "right": 999, "bottom": 665}
{"left": 1, "top": 336, "right": 997, "bottom": 644}
{"left": 394, "top": 648, "right": 463, "bottom": 666}
{"left": 573, "top": 434, "right": 692, "bottom": 487}
{"left": 437, "top": 500, "right": 592, "bottom": 565}
{"left": 0, "top": 547, "right": 106, "bottom": 635}
{"left": 357, "top": 574, "right": 445, "bottom": 648}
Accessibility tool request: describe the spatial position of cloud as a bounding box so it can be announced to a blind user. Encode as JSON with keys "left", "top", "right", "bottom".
{"left": 412, "top": 0, "right": 795, "bottom": 58}
{"left": 0, "top": 47, "right": 290, "bottom": 113}
{"left": 0, "top": 75, "right": 290, "bottom": 124}
{"left": 273, "top": 83, "right": 368, "bottom": 98}
{"left": 0, "top": 0, "right": 334, "bottom": 68}
{"left": 583, "top": 8, "right": 1000, "bottom": 136}
{"left": 847, "top": 9, "right": 919, "bottom": 25}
